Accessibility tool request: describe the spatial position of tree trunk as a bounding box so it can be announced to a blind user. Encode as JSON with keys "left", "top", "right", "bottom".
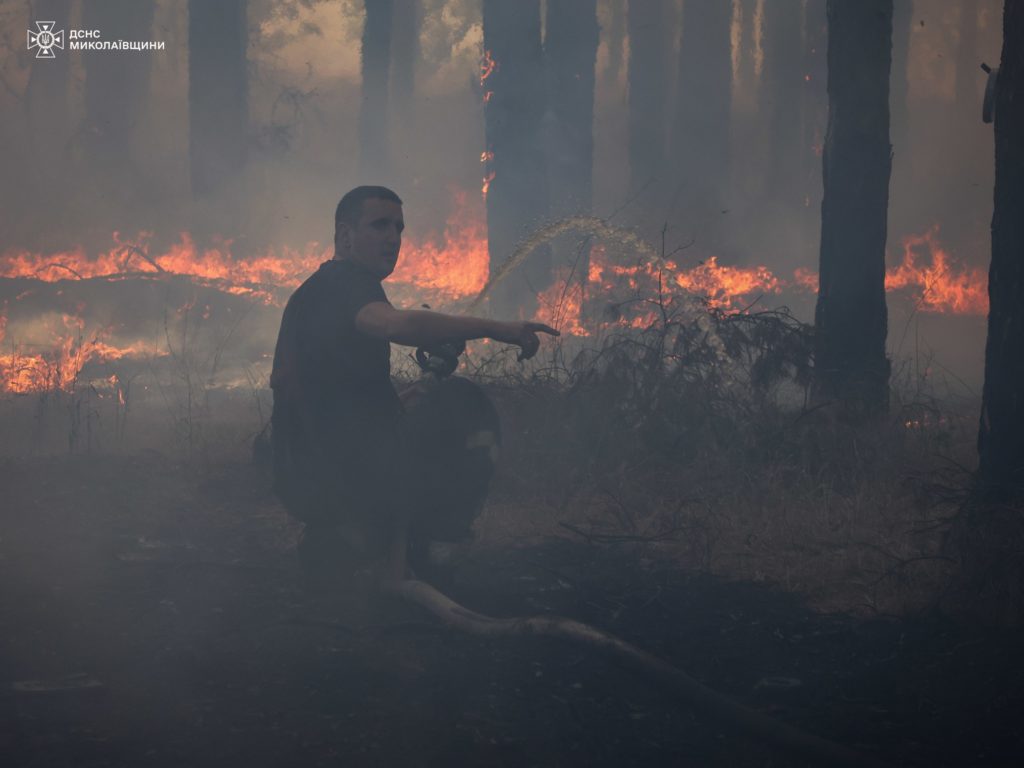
{"left": 890, "top": 0, "right": 912, "bottom": 172}
{"left": 482, "top": 0, "right": 550, "bottom": 316}
{"left": 26, "top": 0, "right": 72, "bottom": 209}
{"left": 764, "top": 0, "right": 805, "bottom": 204}
{"left": 803, "top": 0, "right": 829, "bottom": 195}
{"left": 799, "top": 1, "right": 829, "bottom": 255}
{"left": 82, "top": 0, "right": 155, "bottom": 184}
{"left": 670, "top": 0, "right": 733, "bottom": 244}
{"left": 627, "top": 0, "right": 670, "bottom": 198}
{"left": 812, "top": 0, "right": 893, "bottom": 417}
{"left": 361, "top": 0, "right": 394, "bottom": 180}
{"left": 188, "top": 0, "right": 247, "bottom": 200}
{"left": 978, "top": 0, "right": 1024, "bottom": 503}
{"left": 544, "top": 0, "right": 598, "bottom": 329}
{"left": 545, "top": 0, "right": 598, "bottom": 217}
{"left": 389, "top": 0, "right": 418, "bottom": 173}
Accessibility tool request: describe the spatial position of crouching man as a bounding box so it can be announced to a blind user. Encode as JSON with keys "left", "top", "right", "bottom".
{"left": 270, "top": 186, "right": 557, "bottom": 586}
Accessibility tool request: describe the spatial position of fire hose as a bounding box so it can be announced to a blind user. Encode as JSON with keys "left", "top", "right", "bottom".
{"left": 382, "top": 577, "right": 892, "bottom": 768}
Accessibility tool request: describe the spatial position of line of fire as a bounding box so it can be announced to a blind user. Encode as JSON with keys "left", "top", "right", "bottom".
{"left": 1, "top": 2, "right": 1022, "bottom": 767}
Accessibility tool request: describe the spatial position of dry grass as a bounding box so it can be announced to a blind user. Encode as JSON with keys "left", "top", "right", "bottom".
{"left": 471, "top": 307, "right": 978, "bottom": 618}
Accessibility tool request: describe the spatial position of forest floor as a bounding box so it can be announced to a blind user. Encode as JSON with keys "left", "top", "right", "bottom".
{"left": 1, "top": 453, "right": 1022, "bottom": 768}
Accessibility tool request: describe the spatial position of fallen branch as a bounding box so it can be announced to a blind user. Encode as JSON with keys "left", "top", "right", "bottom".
{"left": 384, "top": 578, "right": 892, "bottom": 768}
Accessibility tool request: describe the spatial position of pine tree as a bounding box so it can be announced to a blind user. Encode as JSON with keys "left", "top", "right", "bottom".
{"left": 188, "top": 0, "right": 247, "bottom": 199}
{"left": 360, "top": 0, "right": 394, "bottom": 179}
{"left": 812, "top": 0, "right": 893, "bottom": 416}
{"left": 481, "top": 0, "right": 550, "bottom": 315}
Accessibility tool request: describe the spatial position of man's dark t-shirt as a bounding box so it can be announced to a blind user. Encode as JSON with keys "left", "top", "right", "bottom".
{"left": 270, "top": 259, "right": 404, "bottom": 525}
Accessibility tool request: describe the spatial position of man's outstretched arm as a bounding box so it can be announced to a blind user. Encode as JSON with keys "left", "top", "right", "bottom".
{"left": 355, "top": 302, "right": 558, "bottom": 360}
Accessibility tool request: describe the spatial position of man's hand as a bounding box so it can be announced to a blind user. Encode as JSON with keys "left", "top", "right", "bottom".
{"left": 491, "top": 321, "right": 560, "bottom": 361}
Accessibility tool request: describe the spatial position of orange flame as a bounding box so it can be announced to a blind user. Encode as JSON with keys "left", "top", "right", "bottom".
{"left": 0, "top": 314, "right": 155, "bottom": 395}
{"left": 0, "top": 195, "right": 492, "bottom": 308}
{"left": 0, "top": 216, "right": 990, "bottom": 393}
{"left": 673, "top": 257, "right": 782, "bottom": 309}
{"left": 793, "top": 267, "right": 818, "bottom": 292}
{"left": 886, "top": 227, "right": 988, "bottom": 314}
{"left": 480, "top": 50, "right": 497, "bottom": 86}
{"left": 390, "top": 191, "right": 488, "bottom": 301}
{"left": 535, "top": 267, "right": 587, "bottom": 337}
{"left": 537, "top": 227, "right": 987, "bottom": 334}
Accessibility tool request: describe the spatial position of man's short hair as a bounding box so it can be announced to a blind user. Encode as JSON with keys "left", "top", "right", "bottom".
{"left": 334, "top": 186, "right": 403, "bottom": 233}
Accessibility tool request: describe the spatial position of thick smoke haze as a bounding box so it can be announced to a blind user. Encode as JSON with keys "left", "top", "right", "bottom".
{"left": 2, "top": 5, "right": 1022, "bottom": 765}
{"left": 0, "top": 0, "right": 1004, "bottom": 388}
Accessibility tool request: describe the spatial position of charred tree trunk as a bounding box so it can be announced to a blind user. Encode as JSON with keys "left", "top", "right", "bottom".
{"left": 81, "top": 1, "right": 155, "bottom": 201}
{"left": 949, "top": 2, "right": 1024, "bottom": 623}
{"left": 544, "top": 0, "right": 598, "bottom": 329}
{"left": 389, "top": 0, "right": 418, "bottom": 170}
{"left": 25, "top": 0, "right": 72, "bottom": 218}
{"left": 890, "top": 0, "right": 912, "bottom": 170}
{"left": 361, "top": 0, "right": 394, "bottom": 180}
{"left": 764, "top": 0, "right": 805, "bottom": 204}
{"left": 812, "top": 0, "right": 893, "bottom": 417}
{"left": 670, "top": 0, "right": 733, "bottom": 244}
{"left": 627, "top": 0, "right": 670, "bottom": 198}
{"left": 482, "top": 0, "right": 550, "bottom": 316}
{"left": 545, "top": 0, "right": 597, "bottom": 217}
{"left": 803, "top": 0, "right": 829, "bottom": 197}
{"left": 978, "top": 0, "right": 1024, "bottom": 503}
{"left": 188, "top": 0, "right": 247, "bottom": 200}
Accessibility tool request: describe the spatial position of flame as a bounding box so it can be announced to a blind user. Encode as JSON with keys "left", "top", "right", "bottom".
{"left": 0, "top": 232, "right": 322, "bottom": 305}
{"left": 390, "top": 191, "right": 488, "bottom": 301}
{"left": 537, "top": 227, "right": 987, "bottom": 334}
{"left": 793, "top": 267, "right": 818, "bottom": 292}
{"left": 535, "top": 266, "right": 587, "bottom": 337}
{"left": 0, "top": 314, "right": 155, "bottom": 395}
{"left": 480, "top": 50, "right": 496, "bottom": 86}
{"left": 673, "top": 257, "right": 782, "bottom": 309}
{"left": 886, "top": 227, "right": 988, "bottom": 315}
{"left": 546, "top": 246, "right": 786, "bottom": 336}
{"left": 482, "top": 171, "right": 495, "bottom": 201}
{"left": 0, "top": 194, "right": 492, "bottom": 308}
{"left": 0, "top": 215, "right": 990, "bottom": 394}
{"left": 0, "top": 194, "right": 494, "bottom": 394}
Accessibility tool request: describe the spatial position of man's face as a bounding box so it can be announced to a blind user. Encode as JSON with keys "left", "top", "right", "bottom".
{"left": 344, "top": 198, "right": 404, "bottom": 279}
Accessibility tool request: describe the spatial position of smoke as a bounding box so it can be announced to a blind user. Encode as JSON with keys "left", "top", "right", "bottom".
{"left": 0, "top": 0, "right": 1005, "bottom": 389}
